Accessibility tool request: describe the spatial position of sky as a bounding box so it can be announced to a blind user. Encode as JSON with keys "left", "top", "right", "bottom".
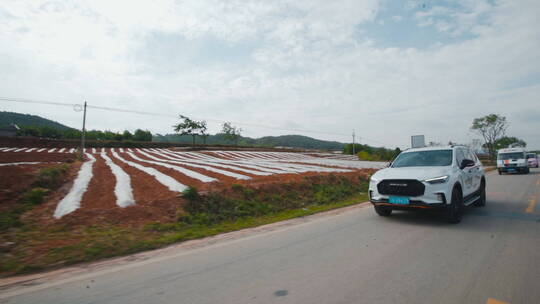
{"left": 0, "top": 0, "right": 539, "bottom": 149}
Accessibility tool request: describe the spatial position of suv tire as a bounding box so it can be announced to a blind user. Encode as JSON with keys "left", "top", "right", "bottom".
{"left": 473, "top": 180, "right": 486, "bottom": 207}
{"left": 445, "top": 187, "right": 463, "bottom": 223}
{"left": 374, "top": 205, "right": 392, "bottom": 217}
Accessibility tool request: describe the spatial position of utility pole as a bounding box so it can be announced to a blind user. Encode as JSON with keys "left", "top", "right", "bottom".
{"left": 352, "top": 129, "right": 356, "bottom": 155}
{"left": 81, "top": 101, "right": 87, "bottom": 153}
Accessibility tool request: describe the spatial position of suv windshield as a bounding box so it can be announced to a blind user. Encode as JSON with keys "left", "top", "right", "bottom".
{"left": 391, "top": 150, "right": 453, "bottom": 167}
{"left": 498, "top": 152, "right": 525, "bottom": 160}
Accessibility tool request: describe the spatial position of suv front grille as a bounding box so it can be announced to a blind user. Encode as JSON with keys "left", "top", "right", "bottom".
{"left": 377, "top": 179, "right": 425, "bottom": 197}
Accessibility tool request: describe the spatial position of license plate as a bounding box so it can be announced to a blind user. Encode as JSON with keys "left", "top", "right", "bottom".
{"left": 389, "top": 196, "right": 410, "bottom": 205}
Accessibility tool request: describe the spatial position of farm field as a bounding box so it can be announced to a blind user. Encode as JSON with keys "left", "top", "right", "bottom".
{"left": 0, "top": 146, "right": 383, "bottom": 275}
{"left": 0, "top": 147, "right": 384, "bottom": 226}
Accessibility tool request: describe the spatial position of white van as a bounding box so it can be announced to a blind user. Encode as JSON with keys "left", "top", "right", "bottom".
{"left": 497, "top": 148, "right": 529, "bottom": 174}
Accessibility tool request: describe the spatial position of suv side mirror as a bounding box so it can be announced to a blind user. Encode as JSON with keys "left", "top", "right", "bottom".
{"left": 460, "top": 159, "right": 475, "bottom": 169}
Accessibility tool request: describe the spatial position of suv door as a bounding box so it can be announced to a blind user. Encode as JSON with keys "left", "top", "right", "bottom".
{"left": 456, "top": 148, "right": 474, "bottom": 197}
{"left": 466, "top": 148, "right": 482, "bottom": 191}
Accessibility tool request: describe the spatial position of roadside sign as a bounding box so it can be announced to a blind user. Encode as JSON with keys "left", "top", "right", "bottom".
{"left": 411, "top": 135, "right": 425, "bottom": 148}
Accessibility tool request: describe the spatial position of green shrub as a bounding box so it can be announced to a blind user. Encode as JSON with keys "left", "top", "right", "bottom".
{"left": 0, "top": 209, "right": 24, "bottom": 231}
{"left": 180, "top": 175, "right": 369, "bottom": 226}
{"left": 182, "top": 186, "right": 200, "bottom": 201}
{"left": 22, "top": 188, "right": 50, "bottom": 206}
{"left": 34, "top": 164, "right": 70, "bottom": 189}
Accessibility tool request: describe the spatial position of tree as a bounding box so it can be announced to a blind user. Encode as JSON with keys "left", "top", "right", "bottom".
{"left": 491, "top": 136, "right": 526, "bottom": 150}
{"left": 221, "top": 122, "right": 242, "bottom": 146}
{"left": 133, "top": 129, "right": 152, "bottom": 142}
{"left": 471, "top": 114, "right": 508, "bottom": 160}
{"left": 173, "top": 115, "right": 207, "bottom": 146}
{"left": 40, "top": 126, "right": 61, "bottom": 139}
{"left": 122, "top": 130, "right": 133, "bottom": 141}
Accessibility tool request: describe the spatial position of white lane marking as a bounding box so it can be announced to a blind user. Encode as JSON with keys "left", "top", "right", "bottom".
{"left": 138, "top": 150, "right": 251, "bottom": 180}
{"left": 100, "top": 153, "right": 135, "bottom": 207}
{"left": 111, "top": 151, "right": 186, "bottom": 192}
{"left": 127, "top": 152, "right": 217, "bottom": 183}
{"left": 54, "top": 154, "right": 96, "bottom": 218}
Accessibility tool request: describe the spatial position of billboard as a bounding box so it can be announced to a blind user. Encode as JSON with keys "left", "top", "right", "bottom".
{"left": 411, "top": 135, "right": 425, "bottom": 148}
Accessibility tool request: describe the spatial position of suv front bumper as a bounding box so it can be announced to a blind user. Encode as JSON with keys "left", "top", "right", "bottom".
{"left": 498, "top": 166, "right": 528, "bottom": 172}
{"left": 368, "top": 179, "right": 451, "bottom": 210}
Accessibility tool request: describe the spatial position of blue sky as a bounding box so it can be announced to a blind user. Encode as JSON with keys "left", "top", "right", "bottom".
{"left": 0, "top": 0, "right": 539, "bottom": 149}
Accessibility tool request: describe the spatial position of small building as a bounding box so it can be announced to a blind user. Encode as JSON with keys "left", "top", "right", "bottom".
{"left": 0, "top": 124, "right": 20, "bottom": 137}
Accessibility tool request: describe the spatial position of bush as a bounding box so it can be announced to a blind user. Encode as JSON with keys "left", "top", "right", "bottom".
{"left": 180, "top": 175, "right": 368, "bottom": 226}
{"left": 182, "top": 186, "right": 200, "bottom": 201}
{"left": 34, "top": 164, "right": 70, "bottom": 189}
{"left": 22, "top": 188, "right": 50, "bottom": 206}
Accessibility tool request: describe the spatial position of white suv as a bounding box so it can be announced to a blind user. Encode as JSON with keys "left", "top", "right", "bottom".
{"left": 369, "top": 145, "right": 486, "bottom": 223}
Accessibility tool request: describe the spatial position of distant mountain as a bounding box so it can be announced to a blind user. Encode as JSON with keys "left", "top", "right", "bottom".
{"left": 0, "top": 111, "right": 73, "bottom": 130}
{"left": 153, "top": 133, "right": 345, "bottom": 150}
{"left": 255, "top": 135, "right": 345, "bottom": 150}
{"left": 0, "top": 111, "right": 346, "bottom": 150}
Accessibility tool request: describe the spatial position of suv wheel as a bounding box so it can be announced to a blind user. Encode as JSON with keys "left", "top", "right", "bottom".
{"left": 473, "top": 180, "right": 486, "bottom": 207}
{"left": 374, "top": 205, "right": 392, "bottom": 217}
{"left": 445, "top": 187, "right": 463, "bottom": 223}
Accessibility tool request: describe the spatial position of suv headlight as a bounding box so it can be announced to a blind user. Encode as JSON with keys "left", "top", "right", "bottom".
{"left": 424, "top": 175, "right": 449, "bottom": 184}
{"left": 370, "top": 176, "right": 379, "bottom": 183}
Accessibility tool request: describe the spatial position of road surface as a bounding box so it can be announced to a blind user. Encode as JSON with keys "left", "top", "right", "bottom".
{"left": 1, "top": 169, "right": 539, "bottom": 304}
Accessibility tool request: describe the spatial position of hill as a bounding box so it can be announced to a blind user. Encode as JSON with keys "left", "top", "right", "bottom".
{"left": 0, "top": 111, "right": 73, "bottom": 130}
{"left": 153, "top": 133, "right": 346, "bottom": 150}
{"left": 1, "top": 111, "right": 346, "bottom": 150}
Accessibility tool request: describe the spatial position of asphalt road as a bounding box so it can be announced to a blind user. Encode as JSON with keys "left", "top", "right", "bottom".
{"left": 1, "top": 169, "right": 539, "bottom": 304}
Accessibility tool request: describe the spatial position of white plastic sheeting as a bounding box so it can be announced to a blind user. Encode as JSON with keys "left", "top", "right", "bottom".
{"left": 111, "top": 151, "right": 187, "bottom": 192}
{"left": 101, "top": 153, "right": 135, "bottom": 207}
{"left": 53, "top": 154, "right": 96, "bottom": 218}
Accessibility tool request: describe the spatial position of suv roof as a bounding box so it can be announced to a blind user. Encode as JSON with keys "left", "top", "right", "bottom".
{"left": 498, "top": 148, "right": 526, "bottom": 153}
{"left": 403, "top": 145, "right": 458, "bottom": 153}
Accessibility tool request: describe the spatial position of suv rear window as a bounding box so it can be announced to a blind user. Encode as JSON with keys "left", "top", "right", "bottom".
{"left": 391, "top": 150, "right": 453, "bottom": 167}
{"left": 498, "top": 152, "right": 525, "bottom": 160}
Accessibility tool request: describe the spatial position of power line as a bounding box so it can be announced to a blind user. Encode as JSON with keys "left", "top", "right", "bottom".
{"left": 0, "top": 96, "right": 397, "bottom": 147}
{"left": 0, "top": 97, "right": 77, "bottom": 108}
